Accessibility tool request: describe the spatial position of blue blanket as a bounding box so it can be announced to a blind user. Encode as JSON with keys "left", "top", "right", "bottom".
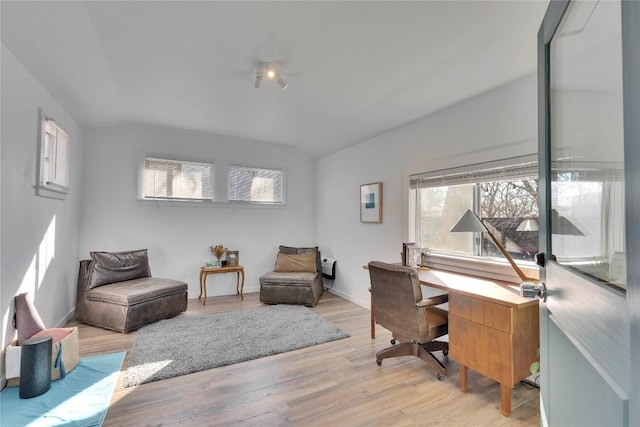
{"left": 1, "top": 352, "right": 125, "bottom": 427}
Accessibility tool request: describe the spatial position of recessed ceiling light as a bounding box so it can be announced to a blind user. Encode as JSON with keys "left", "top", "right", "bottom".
{"left": 255, "top": 62, "right": 288, "bottom": 90}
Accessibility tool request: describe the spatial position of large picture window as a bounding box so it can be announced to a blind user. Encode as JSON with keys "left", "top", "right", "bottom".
{"left": 410, "top": 155, "right": 539, "bottom": 264}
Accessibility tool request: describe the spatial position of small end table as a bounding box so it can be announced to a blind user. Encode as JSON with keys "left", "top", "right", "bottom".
{"left": 199, "top": 265, "right": 245, "bottom": 305}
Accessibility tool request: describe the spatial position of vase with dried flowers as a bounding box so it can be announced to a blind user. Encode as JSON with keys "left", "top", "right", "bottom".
{"left": 210, "top": 244, "right": 225, "bottom": 266}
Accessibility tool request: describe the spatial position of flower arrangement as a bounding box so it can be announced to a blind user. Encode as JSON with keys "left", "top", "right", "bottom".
{"left": 210, "top": 244, "right": 225, "bottom": 260}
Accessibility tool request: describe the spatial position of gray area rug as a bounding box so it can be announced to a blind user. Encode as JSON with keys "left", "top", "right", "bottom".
{"left": 123, "top": 305, "right": 349, "bottom": 387}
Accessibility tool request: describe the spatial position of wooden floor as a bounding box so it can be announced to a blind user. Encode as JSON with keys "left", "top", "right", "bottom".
{"left": 67, "top": 292, "right": 540, "bottom": 426}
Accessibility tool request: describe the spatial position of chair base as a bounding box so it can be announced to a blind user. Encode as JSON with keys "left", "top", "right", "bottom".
{"left": 375, "top": 340, "right": 449, "bottom": 380}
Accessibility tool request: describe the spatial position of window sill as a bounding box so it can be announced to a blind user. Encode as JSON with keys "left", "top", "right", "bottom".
{"left": 423, "top": 252, "right": 539, "bottom": 285}
{"left": 136, "top": 198, "right": 286, "bottom": 208}
{"left": 35, "top": 185, "right": 69, "bottom": 200}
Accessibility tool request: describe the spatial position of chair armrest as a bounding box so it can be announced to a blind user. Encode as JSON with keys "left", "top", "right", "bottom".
{"left": 416, "top": 293, "right": 448, "bottom": 307}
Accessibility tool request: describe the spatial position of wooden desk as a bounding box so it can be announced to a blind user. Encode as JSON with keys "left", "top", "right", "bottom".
{"left": 199, "top": 265, "right": 245, "bottom": 305}
{"left": 367, "top": 266, "right": 539, "bottom": 417}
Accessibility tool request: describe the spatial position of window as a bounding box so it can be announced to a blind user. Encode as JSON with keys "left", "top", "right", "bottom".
{"left": 37, "top": 110, "right": 70, "bottom": 197}
{"left": 142, "top": 157, "right": 213, "bottom": 201}
{"left": 410, "top": 155, "right": 539, "bottom": 263}
{"left": 228, "top": 165, "right": 284, "bottom": 204}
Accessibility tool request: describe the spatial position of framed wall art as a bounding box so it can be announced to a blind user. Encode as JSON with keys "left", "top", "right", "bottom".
{"left": 360, "top": 182, "right": 382, "bottom": 223}
{"left": 225, "top": 250, "right": 239, "bottom": 266}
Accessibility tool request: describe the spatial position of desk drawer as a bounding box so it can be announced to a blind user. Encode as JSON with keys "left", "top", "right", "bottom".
{"left": 449, "top": 293, "right": 512, "bottom": 333}
{"left": 449, "top": 314, "right": 515, "bottom": 386}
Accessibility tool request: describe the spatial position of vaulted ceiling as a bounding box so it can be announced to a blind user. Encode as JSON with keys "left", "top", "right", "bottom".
{"left": 1, "top": 1, "right": 548, "bottom": 157}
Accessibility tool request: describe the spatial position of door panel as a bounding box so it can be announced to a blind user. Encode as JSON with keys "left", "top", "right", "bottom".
{"left": 548, "top": 317, "right": 628, "bottom": 426}
{"left": 538, "top": 0, "right": 635, "bottom": 424}
{"left": 545, "top": 263, "right": 629, "bottom": 392}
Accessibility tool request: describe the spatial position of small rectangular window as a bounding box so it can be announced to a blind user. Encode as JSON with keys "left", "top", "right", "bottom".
{"left": 37, "top": 110, "right": 70, "bottom": 197}
{"left": 142, "top": 157, "right": 213, "bottom": 201}
{"left": 229, "top": 165, "right": 284, "bottom": 204}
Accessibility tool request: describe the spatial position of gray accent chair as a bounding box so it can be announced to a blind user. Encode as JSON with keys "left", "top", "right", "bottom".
{"left": 368, "top": 261, "right": 449, "bottom": 379}
{"left": 75, "top": 249, "right": 187, "bottom": 333}
{"left": 259, "top": 245, "right": 323, "bottom": 306}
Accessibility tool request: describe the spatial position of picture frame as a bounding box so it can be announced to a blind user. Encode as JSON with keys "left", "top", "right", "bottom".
{"left": 226, "top": 250, "right": 239, "bottom": 266}
{"left": 360, "top": 182, "right": 383, "bottom": 223}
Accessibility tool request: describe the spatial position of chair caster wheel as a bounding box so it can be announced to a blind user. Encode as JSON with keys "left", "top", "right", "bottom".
{"left": 437, "top": 373, "right": 444, "bottom": 381}
{"left": 443, "top": 349, "right": 449, "bottom": 356}
{"left": 390, "top": 339, "right": 396, "bottom": 345}
{"left": 376, "top": 359, "right": 382, "bottom": 366}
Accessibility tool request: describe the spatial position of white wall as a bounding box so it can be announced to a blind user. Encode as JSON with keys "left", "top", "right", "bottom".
{"left": 1, "top": 45, "right": 84, "bottom": 383}
{"left": 79, "top": 124, "right": 316, "bottom": 298}
{"left": 316, "top": 74, "right": 539, "bottom": 308}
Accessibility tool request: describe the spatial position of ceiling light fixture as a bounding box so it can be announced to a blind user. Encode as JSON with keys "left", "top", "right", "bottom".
{"left": 255, "top": 62, "right": 287, "bottom": 90}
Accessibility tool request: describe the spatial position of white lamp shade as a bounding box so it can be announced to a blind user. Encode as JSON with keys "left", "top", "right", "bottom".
{"left": 516, "top": 219, "right": 539, "bottom": 232}
{"left": 450, "top": 209, "right": 486, "bottom": 233}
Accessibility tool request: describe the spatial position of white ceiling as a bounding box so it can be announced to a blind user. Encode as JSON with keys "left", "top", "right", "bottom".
{"left": 1, "top": 1, "right": 549, "bottom": 157}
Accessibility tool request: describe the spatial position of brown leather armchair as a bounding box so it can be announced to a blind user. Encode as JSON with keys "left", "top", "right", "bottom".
{"left": 368, "top": 261, "right": 449, "bottom": 379}
{"left": 259, "top": 245, "right": 323, "bottom": 306}
{"left": 75, "top": 249, "right": 187, "bottom": 332}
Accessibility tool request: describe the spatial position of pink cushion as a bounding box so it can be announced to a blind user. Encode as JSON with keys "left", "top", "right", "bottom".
{"left": 32, "top": 328, "right": 71, "bottom": 344}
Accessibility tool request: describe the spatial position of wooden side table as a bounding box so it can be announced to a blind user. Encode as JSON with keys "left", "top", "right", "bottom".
{"left": 199, "top": 265, "right": 245, "bottom": 305}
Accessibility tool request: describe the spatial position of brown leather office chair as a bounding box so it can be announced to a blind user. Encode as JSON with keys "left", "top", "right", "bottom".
{"left": 368, "top": 261, "right": 449, "bottom": 380}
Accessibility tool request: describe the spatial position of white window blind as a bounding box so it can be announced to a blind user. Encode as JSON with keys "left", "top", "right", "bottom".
{"left": 410, "top": 154, "right": 538, "bottom": 188}
{"left": 143, "top": 157, "right": 213, "bottom": 201}
{"left": 229, "top": 165, "right": 283, "bottom": 203}
{"left": 38, "top": 112, "right": 70, "bottom": 196}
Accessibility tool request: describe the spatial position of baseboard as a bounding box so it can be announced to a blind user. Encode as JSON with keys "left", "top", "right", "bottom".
{"left": 326, "top": 288, "right": 370, "bottom": 310}
{"left": 58, "top": 307, "right": 76, "bottom": 327}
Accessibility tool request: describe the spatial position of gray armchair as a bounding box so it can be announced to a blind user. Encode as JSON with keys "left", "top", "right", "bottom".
{"left": 368, "top": 261, "right": 449, "bottom": 379}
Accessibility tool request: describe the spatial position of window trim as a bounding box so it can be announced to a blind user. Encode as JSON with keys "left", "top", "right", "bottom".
{"left": 36, "top": 109, "right": 70, "bottom": 199}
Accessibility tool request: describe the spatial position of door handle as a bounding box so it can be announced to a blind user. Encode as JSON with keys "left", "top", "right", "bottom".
{"left": 520, "top": 282, "right": 547, "bottom": 301}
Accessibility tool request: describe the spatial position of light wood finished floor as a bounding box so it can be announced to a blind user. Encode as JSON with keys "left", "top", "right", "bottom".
{"left": 67, "top": 292, "right": 540, "bottom": 426}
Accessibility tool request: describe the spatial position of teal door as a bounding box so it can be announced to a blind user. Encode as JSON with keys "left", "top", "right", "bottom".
{"left": 537, "top": 1, "right": 639, "bottom": 425}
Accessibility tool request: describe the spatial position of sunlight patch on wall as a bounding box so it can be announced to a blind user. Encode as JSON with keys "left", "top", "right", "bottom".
{"left": 37, "top": 216, "right": 56, "bottom": 288}
{"left": 18, "top": 254, "right": 38, "bottom": 299}
{"left": 18, "top": 216, "right": 57, "bottom": 299}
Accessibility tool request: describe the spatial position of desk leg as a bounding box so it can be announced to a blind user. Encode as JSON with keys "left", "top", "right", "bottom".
{"left": 459, "top": 365, "right": 468, "bottom": 393}
{"left": 500, "top": 384, "right": 512, "bottom": 417}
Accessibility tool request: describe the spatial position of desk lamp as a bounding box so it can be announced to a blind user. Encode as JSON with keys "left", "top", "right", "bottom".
{"left": 450, "top": 209, "right": 536, "bottom": 282}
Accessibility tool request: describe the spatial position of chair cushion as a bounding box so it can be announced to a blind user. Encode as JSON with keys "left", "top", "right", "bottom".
{"left": 273, "top": 252, "right": 317, "bottom": 273}
{"left": 85, "top": 277, "right": 187, "bottom": 306}
{"left": 278, "top": 245, "right": 321, "bottom": 273}
{"left": 87, "top": 249, "right": 151, "bottom": 289}
{"left": 259, "top": 271, "right": 318, "bottom": 286}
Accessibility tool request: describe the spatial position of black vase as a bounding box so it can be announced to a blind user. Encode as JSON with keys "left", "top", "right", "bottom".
{"left": 19, "top": 335, "right": 52, "bottom": 399}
